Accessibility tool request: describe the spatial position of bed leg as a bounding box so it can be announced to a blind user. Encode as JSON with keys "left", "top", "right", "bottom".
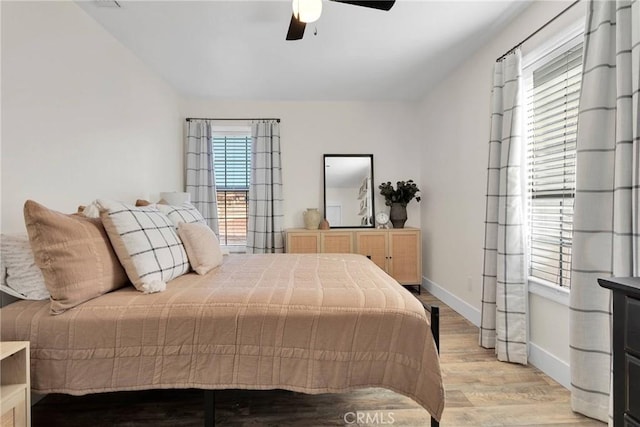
{"left": 429, "top": 305, "right": 440, "bottom": 426}
{"left": 419, "top": 301, "right": 440, "bottom": 426}
{"left": 431, "top": 305, "right": 439, "bottom": 354}
{"left": 204, "top": 390, "right": 215, "bottom": 427}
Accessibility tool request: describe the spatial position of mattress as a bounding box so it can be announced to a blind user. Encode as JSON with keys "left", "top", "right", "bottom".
{"left": 0, "top": 253, "right": 444, "bottom": 420}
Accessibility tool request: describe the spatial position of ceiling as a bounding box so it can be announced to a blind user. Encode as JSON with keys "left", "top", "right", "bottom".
{"left": 77, "top": 0, "right": 530, "bottom": 102}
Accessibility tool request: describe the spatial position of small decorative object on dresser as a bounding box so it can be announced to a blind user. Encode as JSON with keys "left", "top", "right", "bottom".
{"left": 389, "top": 203, "right": 407, "bottom": 229}
{"left": 319, "top": 218, "right": 330, "bottom": 230}
{"left": 375, "top": 211, "right": 390, "bottom": 229}
{"left": 303, "top": 208, "right": 321, "bottom": 230}
{"left": 379, "top": 180, "right": 421, "bottom": 228}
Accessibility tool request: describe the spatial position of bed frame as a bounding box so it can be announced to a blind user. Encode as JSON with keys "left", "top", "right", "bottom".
{"left": 202, "top": 301, "right": 441, "bottom": 427}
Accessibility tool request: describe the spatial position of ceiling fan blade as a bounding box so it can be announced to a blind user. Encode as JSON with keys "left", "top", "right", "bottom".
{"left": 330, "top": 0, "right": 395, "bottom": 11}
{"left": 286, "top": 14, "right": 306, "bottom": 40}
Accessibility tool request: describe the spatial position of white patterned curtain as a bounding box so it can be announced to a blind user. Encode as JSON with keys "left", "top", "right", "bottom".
{"left": 185, "top": 120, "right": 219, "bottom": 235}
{"left": 247, "top": 120, "right": 284, "bottom": 254}
{"left": 479, "top": 50, "right": 528, "bottom": 365}
{"left": 570, "top": 0, "right": 639, "bottom": 423}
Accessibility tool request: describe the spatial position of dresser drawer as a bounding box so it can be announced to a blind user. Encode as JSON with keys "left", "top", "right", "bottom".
{"left": 627, "top": 354, "right": 640, "bottom": 420}
{"left": 626, "top": 297, "right": 640, "bottom": 356}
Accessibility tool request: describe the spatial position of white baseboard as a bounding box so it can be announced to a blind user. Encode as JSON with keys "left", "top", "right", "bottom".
{"left": 528, "top": 342, "right": 570, "bottom": 389}
{"left": 421, "top": 277, "right": 570, "bottom": 390}
{"left": 421, "top": 277, "right": 481, "bottom": 327}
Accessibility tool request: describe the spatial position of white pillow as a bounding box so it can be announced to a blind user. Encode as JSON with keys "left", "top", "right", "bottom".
{"left": 156, "top": 202, "right": 205, "bottom": 227}
{"left": 0, "top": 233, "right": 50, "bottom": 300}
{"left": 177, "top": 222, "right": 223, "bottom": 275}
{"left": 97, "top": 200, "right": 190, "bottom": 293}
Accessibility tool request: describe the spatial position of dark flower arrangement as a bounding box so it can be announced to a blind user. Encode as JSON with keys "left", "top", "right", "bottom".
{"left": 378, "top": 180, "right": 421, "bottom": 207}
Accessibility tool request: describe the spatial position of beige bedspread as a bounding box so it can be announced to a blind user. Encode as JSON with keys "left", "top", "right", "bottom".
{"left": 1, "top": 253, "right": 444, "bottom": 420}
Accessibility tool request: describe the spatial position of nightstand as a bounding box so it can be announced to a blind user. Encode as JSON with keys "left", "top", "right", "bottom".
{"left": 598, "top": 277, "right": 640, "bottom": 427}
{"left": 0, "top": 342, "right": 30, "bottom": 427}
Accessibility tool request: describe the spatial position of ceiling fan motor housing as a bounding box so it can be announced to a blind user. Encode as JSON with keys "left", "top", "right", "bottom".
{"left": 286, "top": 0, "right": 396, "bottom": 41}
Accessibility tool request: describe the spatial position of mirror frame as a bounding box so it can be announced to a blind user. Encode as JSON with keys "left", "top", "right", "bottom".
{"left": 323, "top": 154, "right": 375, "bottom": 229}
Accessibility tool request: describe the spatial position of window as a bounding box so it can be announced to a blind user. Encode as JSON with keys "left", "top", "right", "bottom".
{"left": 524, "top": 34, "right": 583, "bottom": 288}
{"left": 213, "top": 129, "right": 251, "bottom": 248}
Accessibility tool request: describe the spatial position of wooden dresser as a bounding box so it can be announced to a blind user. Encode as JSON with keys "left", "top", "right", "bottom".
{"left": 598, "top": 277, "right": 640, "bottom": 426}
{"left": 285, "top": 228, "right": 422, "bottom": 290}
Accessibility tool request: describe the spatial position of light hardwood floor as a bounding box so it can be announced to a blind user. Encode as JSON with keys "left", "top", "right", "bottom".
{"left": 418, "top": 293, "right": 603, "bottom": 426}
{"left": 31, "top": 292, "right": 605, "bottom": 426}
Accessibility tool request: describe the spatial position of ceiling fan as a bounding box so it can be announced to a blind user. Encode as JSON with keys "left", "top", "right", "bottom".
{"left": 286, "top": 0, "right": 396, "bottom": 41}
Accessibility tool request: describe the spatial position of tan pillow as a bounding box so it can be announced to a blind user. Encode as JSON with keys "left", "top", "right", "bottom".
{"left": 177, "top": 222, "right": 223, "bottom": 275}
{"left": 23, "top": 200, "right": 129, "bottom": 314}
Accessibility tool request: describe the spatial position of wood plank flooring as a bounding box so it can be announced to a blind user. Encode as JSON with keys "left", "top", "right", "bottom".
{"left": 31, "top": 292, "right": 605, "bottom": 426}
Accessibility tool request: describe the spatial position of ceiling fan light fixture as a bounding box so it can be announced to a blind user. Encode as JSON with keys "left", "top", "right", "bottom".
{"left": 292, "top": 0, "right": 322, "bottom": 24}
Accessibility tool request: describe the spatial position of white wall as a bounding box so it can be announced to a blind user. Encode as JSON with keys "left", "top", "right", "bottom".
{"left": 0, "top": 1, "right": 423, "bottom": 234}
{"left": 418, "top": 0, "right": 586, "bottom": 387}
{"left": 1, "top": 1, "right": 183, "bottom": 233}
{"left": 180, "top": 99, "right": 422, "bottom": 230}
{"left": 0, "top": 0, "right": 424, "bottom": 235}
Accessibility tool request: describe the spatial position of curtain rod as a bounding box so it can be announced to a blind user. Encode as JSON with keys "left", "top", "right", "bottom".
{"left": 496, "top": 0, "right": 581, "bottom": 62}
{"left": 186, "top": 117, "right": 280, "bottom": 123}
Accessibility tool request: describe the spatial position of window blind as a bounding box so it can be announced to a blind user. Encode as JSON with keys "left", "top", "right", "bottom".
{"left": 213, "top": 136, "right": 250, "bottom": 190}
{"left": 526, "top": 43, "right": 582, "bottom": 288}
{"left": 213, "top": 135, "right": 251, "bottom": 246}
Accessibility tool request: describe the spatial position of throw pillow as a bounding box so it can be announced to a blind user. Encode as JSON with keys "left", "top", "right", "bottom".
{"left": 177, "top": 222, "right": 223, "bottom": 275}
{"left": 23, "top": 200, "right": 129, "bottom": 314}
{"left": 0, "top": 233, "right": 49, "bottom": 300}
{"left": 97, "top": 200, "right": 190, "bottom": 293}
{"left": 156, "top": 202, "right": 205, "bottom": 227}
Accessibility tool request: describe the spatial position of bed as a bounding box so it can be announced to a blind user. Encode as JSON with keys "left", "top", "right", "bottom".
{"left": 1, "top": 253, "right": 444, "bottom": 425}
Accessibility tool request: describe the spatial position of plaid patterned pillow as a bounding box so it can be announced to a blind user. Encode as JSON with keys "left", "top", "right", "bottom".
{"left": 156, "top": 202, "right": 205, "bottom": 227}
{"left": 97, "top": 200, "right": 190, "bottom": 293}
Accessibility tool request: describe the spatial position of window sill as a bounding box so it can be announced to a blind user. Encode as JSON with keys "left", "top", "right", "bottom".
{"left": 528, "top": 277, "right": 570, "bottom": 307}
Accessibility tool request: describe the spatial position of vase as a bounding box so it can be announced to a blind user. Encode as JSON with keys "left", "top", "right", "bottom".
{"left": 303, "top": 208, "right": 321, "bottom": 230}
{"left": 389, "top": 203, "right": 407, "bottom": 228}
{"left": 319, "top": 218, "right": 330, "bottom": 230}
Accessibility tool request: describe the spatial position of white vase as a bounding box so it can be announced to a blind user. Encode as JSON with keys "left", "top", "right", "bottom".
{"left": 303, "top": 208, "right": 321, "bottom": 230}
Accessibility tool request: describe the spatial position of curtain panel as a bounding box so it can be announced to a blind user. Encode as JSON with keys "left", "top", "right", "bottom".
{"left": 247, "top": 120, "right": 284, "bottom": 254}
{"left": 479, "top": 50, "right": 528, "bottom": 365}
{"left": 185, "top": 120, "right": 220, "bottom": 235}
{"left": 570, "top": 0, "right": 639, "bottom": 423}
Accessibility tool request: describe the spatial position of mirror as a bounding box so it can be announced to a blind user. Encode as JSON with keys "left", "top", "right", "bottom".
{"left": 323, "top": 154, "right": 374, "bottom": 228}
